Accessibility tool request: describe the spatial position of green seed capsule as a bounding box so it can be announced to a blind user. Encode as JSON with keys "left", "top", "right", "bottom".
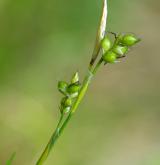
{"left": 113, "top": 45, "right": 128, "bottom": 56}
{"left": 63, "top": 107, "right": 71, "bottom": 114}
{"left": 61, "top": 97, "right": 72, "bottom": 107}
{"left": 101, "top": 37, "right": 112, "bottom": 52}
{"left": 67, "top": 83, "right": 81, "bottom": 94}
{"left": 121, "top": 34, "right": 140, "bottom": 46}
{"left": 58, "top": 81, "right": 68, "bottom": 95}
{"left": 103, "top": 51, "right": 117, "bottom": 63}
{"left": 61, "top": 106, "right": 71, "bottom": 114}
{"left": 69, "top": 92, "right": 79, "bottom": 98}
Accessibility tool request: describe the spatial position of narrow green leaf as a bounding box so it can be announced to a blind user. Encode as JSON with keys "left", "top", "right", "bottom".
{"left": 90, "top": 0, "right": 108, "bottom": 66}
{"left": 6, "top": 152, "right": 16, "bottom": 165}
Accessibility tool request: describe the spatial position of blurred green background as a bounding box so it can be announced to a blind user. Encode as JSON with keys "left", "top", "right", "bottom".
{"left": 0, "top": 0, "right": 160, "bottom": 164}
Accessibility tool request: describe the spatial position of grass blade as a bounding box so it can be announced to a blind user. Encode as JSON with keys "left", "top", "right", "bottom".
{"left": 6, "top": 152, "right": 16, "bottom": 165}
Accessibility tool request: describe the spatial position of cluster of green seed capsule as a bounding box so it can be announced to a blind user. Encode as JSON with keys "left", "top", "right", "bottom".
{"left": 101, "top": 33, "right": 140, "bottom": 63}
{"left": 57, "top": 33, "right": 140, "bottom": 114}
{"left": 58, "top": 72, "right": 81, "bottom": 114}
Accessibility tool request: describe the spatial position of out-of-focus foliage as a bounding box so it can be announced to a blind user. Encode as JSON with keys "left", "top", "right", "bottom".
{"left": 6, "top": 152, "right": 16, "bottom": 165}
{"left": 0, "top": 0, "right": 160, "bottom": 164}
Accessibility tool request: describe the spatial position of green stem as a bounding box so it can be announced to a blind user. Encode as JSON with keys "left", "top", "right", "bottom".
{"left": 36, "top": 114, "right": 64, "bottom": 165}
{"left": 36, "top": 58, "right": 103, "bottom": 165}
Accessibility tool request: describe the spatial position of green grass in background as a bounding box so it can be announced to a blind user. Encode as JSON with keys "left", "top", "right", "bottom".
{"left": 0, "top": 0, "right": 160, "bottom": 164}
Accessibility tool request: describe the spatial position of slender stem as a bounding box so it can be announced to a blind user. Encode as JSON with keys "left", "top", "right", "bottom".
{"left": 36, "top": 58, "right": 103, "bottom": 165}
{"left": 36, "top": 114, "right": 64, "bottom": 165}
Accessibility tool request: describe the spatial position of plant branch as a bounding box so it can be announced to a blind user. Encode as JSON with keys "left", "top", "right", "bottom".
{"left": 36, "top": 58, "right": 103, "bottom": 165}
{"left": 35, "top": 0, "right": 140, "bottom": 164}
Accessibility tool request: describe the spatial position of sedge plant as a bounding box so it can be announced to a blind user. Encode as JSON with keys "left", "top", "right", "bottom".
{"left": 36, "top": 0, "right": 141, "bottom": 164}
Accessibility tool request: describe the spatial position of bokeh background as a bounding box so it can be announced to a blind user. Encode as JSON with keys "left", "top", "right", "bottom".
{"left": 0, "top": 0, "right": 160, "bottom": 164}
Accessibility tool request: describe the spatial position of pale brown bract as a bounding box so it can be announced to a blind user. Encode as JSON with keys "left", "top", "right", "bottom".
{"left": 90, "top": 0, "right": 108, "bottom": 66}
